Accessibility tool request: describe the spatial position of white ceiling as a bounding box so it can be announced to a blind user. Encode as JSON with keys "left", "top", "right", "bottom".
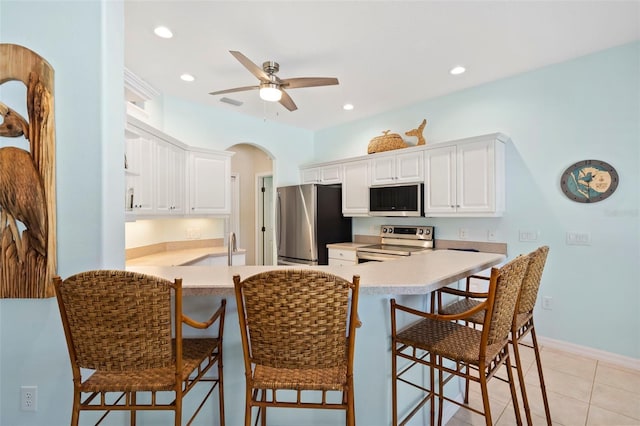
{"left": 124, "top": 1, "right": 639, "bottom": 131}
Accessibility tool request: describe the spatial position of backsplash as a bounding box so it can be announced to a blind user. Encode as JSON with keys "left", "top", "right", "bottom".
{"left": 125, "top": 217, "right": 226, "bottom": 248}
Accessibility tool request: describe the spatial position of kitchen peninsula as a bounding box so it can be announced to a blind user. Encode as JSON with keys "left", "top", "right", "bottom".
{"left": 126, "top": 249, "right": 505, "bottom": 425}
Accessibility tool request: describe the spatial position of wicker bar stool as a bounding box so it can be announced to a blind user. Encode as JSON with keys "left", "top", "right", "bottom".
{"left": 54, "top": 270, "right": 226, "bottom": 426}
{"left": 233, "top": 270, "right": 360, "bottom": 426}
{"left": 436, "top": 246, "right": 551, "bottom": 425}
{"left": 391, "top": 254, "right": 530, "bottom": 426}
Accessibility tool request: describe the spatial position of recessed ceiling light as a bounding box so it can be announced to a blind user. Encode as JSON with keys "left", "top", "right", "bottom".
{"left": 343, "top": 103, "right": 354, "bottom": 111}
{"left": 450, "top": 66, "right": 466, "bottom": 75}
{"left": 154, "top": 26, "right": 173, "bottom": 39}
{"left": 180, "top": 73, "right": 195, "bottom": 82}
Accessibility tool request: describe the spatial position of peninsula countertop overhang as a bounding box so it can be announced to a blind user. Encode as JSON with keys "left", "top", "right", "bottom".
{"left": 126, "top": 250, "right": 506, "bottom": 296}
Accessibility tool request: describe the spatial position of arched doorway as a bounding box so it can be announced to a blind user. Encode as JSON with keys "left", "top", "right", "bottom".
{"left": 226, "top": 143, "right": 274, "bottom": 265}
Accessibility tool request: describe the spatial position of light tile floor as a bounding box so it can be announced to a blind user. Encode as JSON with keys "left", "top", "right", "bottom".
{"left": 447, "top": 344, "right": 640, "bottom": 425}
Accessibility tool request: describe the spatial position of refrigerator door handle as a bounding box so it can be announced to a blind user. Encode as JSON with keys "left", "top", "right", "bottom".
{"left": 276, "top": 191, "right": 281, "bottom": 250}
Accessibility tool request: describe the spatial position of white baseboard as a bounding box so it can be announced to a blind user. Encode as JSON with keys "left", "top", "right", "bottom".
{"left": 536, "top": 336, "right": 640, "bottom": 371}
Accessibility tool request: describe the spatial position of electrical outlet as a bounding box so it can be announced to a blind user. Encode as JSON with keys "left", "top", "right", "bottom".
{"left": 487, "top": 229, "right": 496, "bottom": 241}
{"left": 21, "top": 386, "right": 37, "bottom": 411}
{"left": 458, "top": 228, "right": 468, "bottom": 240}
{"left": 542, "top": 297, "right": 553, "bottom": 310}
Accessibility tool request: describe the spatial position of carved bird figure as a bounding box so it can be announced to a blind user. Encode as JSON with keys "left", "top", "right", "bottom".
{"left": 0, "top": 102, "right": 47, "bottom": 257}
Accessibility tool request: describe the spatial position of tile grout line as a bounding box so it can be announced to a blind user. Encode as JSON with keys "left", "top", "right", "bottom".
{"left": 583, "top": 359, "right": 599, "bottom": 426}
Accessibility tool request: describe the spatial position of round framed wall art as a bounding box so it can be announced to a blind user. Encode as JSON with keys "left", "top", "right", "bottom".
{"left": 560, "top": 159, "right": 619, "bottom": 203}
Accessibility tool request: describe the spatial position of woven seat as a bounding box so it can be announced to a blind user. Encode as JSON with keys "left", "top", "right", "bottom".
{"left": 437, "top": 246, "right": 551, "bottom": 425}
{"left": 234, "top": 270, "right": 360, "bottom": 426}
{"left": 391, "top": 254, "right": 531, "bottom": 426}
{"left": 54, "top": 270, "right": 226, "bottom": 426}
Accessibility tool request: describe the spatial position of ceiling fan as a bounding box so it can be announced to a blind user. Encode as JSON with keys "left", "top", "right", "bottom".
{"left": 209, "top": 51, "right": 339, "bottom": 111}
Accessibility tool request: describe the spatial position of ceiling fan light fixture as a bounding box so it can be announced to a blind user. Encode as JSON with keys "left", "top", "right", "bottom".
{"left": 259, "top": 83, "right": 282, "bottom": 102}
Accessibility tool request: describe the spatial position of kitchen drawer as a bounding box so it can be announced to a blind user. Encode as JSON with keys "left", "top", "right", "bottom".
{"left": 329, "top": 258, "right": 357, "bottom": 267}
{"left": 328, "top": 248, "right": 357, "bottom": 263}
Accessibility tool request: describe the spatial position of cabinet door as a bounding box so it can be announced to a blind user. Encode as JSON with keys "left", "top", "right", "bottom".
{"left": 301, "top": 165, "right": 342, "bottom": 184}
{"left": 301, "top": 168, "right": 321, "bottom": 184}
{"left": 424, "top": 145, "right": 456, "bottom": 214}
{"left": 395, "top": 151, "right": 424, "bottom": 183}
{"left": 456, "top": 140, "right": 496, "bottom": 214}
{"left": 370, "top": 155, "right": 396, "bottom": 185}
{"left": 320, "top": 165, "right": 342, "bottom": 183}
{"left": 156, "top": 141, "right": 185, "bottom": 215}
{"left": 342, "top": 160, "right": 370, "bottom": 216}
{"left": 126, "top": 136, "right": 155, "bottom": 214}
{"left": 371, "top": 152, "right": 423, "bottom": 185}
{"left": 188, "top": 151, "right": 231, "bottom": 215}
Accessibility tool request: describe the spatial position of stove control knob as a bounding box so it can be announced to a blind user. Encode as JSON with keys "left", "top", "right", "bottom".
{"left": 382, "top": 227, "right": 388, "bottom": 233}
{"left": 418, "top": 229, "right": 424, "bottom": 234}
{"left": 425, "top": 228, "right": 431, "bottom": 235}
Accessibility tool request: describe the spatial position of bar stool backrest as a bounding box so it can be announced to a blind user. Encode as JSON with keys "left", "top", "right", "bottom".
{"left": 517, "top": 246, "right": 550, "bottom": 315}
{"left": 484, "top": 254, "right": 531, "bottom": 346}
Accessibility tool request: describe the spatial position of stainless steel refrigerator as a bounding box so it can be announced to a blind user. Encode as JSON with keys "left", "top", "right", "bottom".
{"left": 276, "top": 184, "right": 352, "bottom": 265}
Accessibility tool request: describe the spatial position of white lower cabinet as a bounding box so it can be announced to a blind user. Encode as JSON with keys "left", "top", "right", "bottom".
{"left": 185, "top": 253, "right": 246, "bottom": 266}
{"left": 328, "top": 248, "right": 357, "bottom": 266}
{"left": 342, "top": 160, "right": 370, "bottom": 216}
{"left": 424, "top": 135, "right": 505, "bottom": 216}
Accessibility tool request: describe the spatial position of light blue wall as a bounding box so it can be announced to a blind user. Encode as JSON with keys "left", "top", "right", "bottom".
{"left": 147, "top": 94, "right": 314, "bottom": 187}
{"left": 1, "top": 1, "right": 638, "bottom": 425}
{"left": 1, "top": 1, "right": 125, "bottom": 425}
{"left": 315, "top": 42, "right": 640, "bottom": 359}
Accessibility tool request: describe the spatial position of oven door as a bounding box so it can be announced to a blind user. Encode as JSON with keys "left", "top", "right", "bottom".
{"left": 356, "top": 251, "right": 404, "bottom": 263}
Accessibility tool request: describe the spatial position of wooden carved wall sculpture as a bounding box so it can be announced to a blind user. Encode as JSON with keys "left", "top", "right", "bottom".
{"left": 0, "top": 44, "right": 57, "bottom": 298}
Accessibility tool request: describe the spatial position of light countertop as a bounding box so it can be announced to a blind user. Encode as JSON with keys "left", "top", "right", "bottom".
{"left": 127, "top": 249, "right": 505, "bottom": 296}
{"left": 326, "top": 242, "right": 372, "bottom": 250}
{"left": 126, "top": 246, "right": 246, "bottom": 267}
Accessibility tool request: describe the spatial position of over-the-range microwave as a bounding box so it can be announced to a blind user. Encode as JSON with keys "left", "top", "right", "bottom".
{"left": 369, "top": 183, "right": 424, "bottom": 217}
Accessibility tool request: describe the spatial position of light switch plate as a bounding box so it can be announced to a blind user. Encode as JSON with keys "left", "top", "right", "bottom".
{"left": 519, "top": 230, "right": 539, "bottom": 242}
{"left": 566, "top": 232, "right": 591, "bottom": 246}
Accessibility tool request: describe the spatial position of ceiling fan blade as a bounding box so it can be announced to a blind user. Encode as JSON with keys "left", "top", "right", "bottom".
{"left": 279, "top": 89, "right": 298, "bottom": 111}
{"left": 281, "top": 77, "right": 339, "bottom": 89}
{"left": 229, "top": 50, "right": 270, "bottom": 81}
{"left": 209, "top": 85, "right": 259, "bottom": 96}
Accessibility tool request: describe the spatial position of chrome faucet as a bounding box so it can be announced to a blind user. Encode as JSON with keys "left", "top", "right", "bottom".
{"left": 228, "top": 232, "right": 237, "bottom": 266}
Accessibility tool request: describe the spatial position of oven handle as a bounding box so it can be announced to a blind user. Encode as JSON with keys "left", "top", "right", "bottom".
{"left": 356, "top": 252, "right": 400, "bottom": 262}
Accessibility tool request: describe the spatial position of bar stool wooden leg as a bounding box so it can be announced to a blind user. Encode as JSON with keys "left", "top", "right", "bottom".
{"left": 512, "top": 334, "right": 533, "bottom": 425}
{"left": 505, "top": 350, "right": 523, "bottom": 426}
{"left": 531, "top": 325, "right": 552, "bottom": 425}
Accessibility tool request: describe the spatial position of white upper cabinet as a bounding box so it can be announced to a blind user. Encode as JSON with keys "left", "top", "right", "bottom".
{"left": 300, "top": 164, "right": 342, "bottom": 184}
{"left": 342, "top": 159, "right": 370, "bottom": 216}
{"left": 370, "top": 150, "right": 423, "bottom": 185}
{"left": 125, "top": 114, "right": 233, "bottom": 219}
{"left": 125, "top": 129, "right": 155, "bottom": 215}
{"left": 188, "top": 150, "right": 233, "bottom": 215}
{"left": 155, "top": 139, "right": 185, "bottom": 215}
{"left": 424, "top": 134, "right": 506, "bottom": 217}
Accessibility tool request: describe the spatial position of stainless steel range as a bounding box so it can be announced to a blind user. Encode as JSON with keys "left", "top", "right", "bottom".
{"left": 356, "top": 225, "right": 434, "bottom": 263}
